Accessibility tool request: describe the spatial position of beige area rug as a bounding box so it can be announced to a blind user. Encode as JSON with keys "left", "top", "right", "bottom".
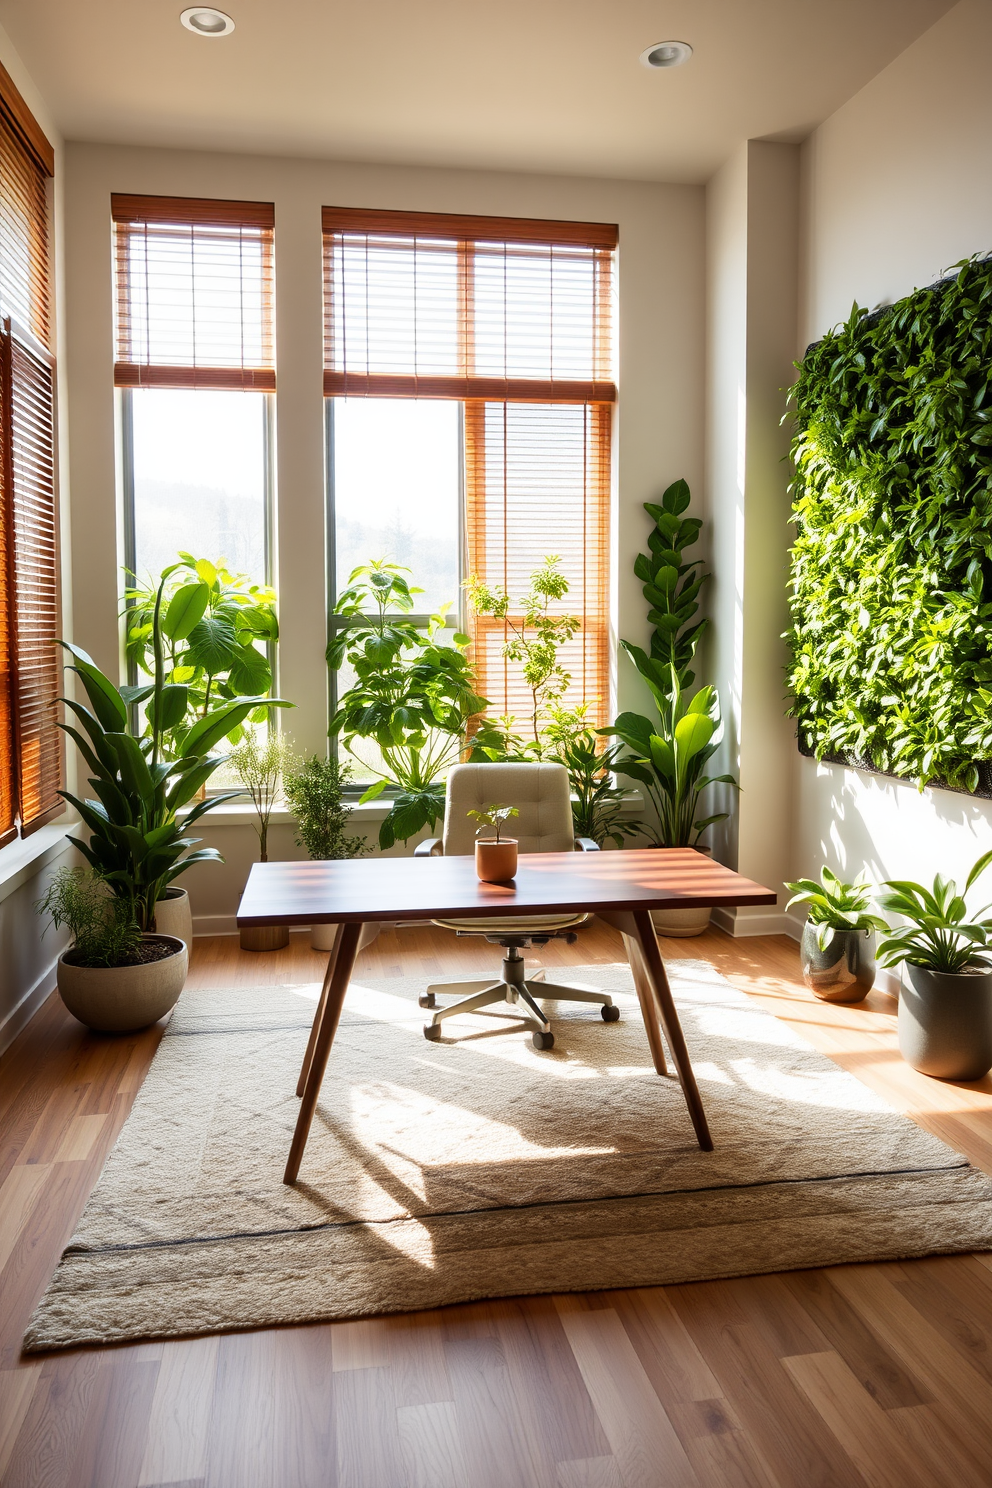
{"left": 25, "top": 961, "right": 992, "bottom": 1351}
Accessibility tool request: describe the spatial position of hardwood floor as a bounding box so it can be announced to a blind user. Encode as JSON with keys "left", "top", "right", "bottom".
{"left": 2, "top": 920, "right": 992, "bottom": 1487}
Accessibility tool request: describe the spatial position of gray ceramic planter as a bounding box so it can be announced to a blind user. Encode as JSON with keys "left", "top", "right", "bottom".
{"left": 57, "top": 934, "right": 187, "bottom": 1033}
{"left": 800, "top": 924, "right": 876, "bottom": 1003}
{"left": 898, "top": 963, "right": 992, "bottom": 1081}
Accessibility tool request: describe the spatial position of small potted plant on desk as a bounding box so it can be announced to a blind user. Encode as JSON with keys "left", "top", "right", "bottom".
{"left": 468, "top": 805, "right": 519, "bottom": 883}
{"left": 876, "top": 851, "right": 992, "bottom": 1081}
{"left": 784, "top": 868, "right": 887, "bottom": 1002}
{"left": 39, "top": 867, "right": 186, "bottom": 1032}
{"left": 283, "top": 754, "right": 370, "bottom": 950}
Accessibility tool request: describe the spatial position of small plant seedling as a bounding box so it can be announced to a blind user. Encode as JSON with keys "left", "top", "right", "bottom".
{"left": 467, "top": 804, "right": 519, "bottom": 843}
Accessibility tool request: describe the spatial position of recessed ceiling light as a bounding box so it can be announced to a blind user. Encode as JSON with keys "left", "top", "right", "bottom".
{"left": 180, "top": 7, "right": 236, "bottom": 37}
{"left": 640, "top": 40, "right": 693, "bottom": 69}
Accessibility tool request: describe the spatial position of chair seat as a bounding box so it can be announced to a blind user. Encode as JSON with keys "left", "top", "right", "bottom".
{"left": 432, "top": 912, "right": 588, "bottom": 935}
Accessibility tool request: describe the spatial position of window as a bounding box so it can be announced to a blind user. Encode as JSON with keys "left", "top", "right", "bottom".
{"left": 113, "top": 195, "right": 275, "bottom": 591}
{"left": 0, "top": 59, "right": 60, "bottom": 844}
{"left": 322, "top": 206, "right": 616, "bottom": 727}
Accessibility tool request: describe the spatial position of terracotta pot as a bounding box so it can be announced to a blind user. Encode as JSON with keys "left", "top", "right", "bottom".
{"left": 652, "top": 845, "right": 712, "bottom": 938}
{"left": 57, "top": 935, "right": 187, "bottom": 1032}
{"left": 476, "top": 838, "right": 518, "bottom": 883}
{"left": 801, "top": 924, "right": 875, "bottom": 1003}
{"left": 899, "top": 963, "right": 992, "bottom": 1081}
{"left": 154, "top": 887, "right": 192, "bottom": 955}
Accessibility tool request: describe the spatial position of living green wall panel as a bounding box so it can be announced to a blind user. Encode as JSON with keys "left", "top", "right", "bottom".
{"left": 786, "top": 255, "right": 992, "bottom": 794}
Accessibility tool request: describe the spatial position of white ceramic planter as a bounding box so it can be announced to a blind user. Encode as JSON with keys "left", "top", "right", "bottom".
{"left": 57, "top": 935, "right": 188, "bottom": 1033}
{"left": 312, "top": 922, "right": 383, "bottom": 953}
{"left": 154, "top": 887, "right": 192, "bottom": 954}
{"left": 652, "top": 846, "right": 712, "bottom": 938}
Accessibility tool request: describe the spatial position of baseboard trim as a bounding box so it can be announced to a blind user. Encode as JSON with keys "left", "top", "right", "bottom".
{"left": 710, "top": 907, "right": 798, "bottom": 939}
{"left": 192, "top": 914, "right": 240, "bottom": 937}
{"left": 0, "top": 958, "right": 59, "bottom": 1055}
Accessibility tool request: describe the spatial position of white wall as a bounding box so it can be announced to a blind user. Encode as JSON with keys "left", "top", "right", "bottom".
{"left": 62, "top": 142, "right": 706, "bottom": 930}
{"left": 705, "top": 140, "right": 799, "bottom": 933}
{"left": 0, "top": 23, "right": 74, "bottom": 1049}
{"left": 793, "top": 0, "right": 992, "bottom": 919}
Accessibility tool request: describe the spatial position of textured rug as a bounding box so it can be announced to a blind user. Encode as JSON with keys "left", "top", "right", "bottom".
{"left": 25, "top": 961, "right": 992, "bottom": 1351}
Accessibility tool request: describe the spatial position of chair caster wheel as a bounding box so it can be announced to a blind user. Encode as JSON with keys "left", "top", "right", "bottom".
{"left": 601, "top": 1003, "right": 621, "bottom": 1022}
{"left": 418, "top": 993, "right": 437, "bottom": 1009}
{"left": 423, "top": 1023, "right": 442, "bottom": 1041}
{"left": 532, "top": 1030, "right": 555, "bottom": 1051}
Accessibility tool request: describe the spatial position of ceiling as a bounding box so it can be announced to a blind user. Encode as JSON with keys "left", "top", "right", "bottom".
{"left": 0, "top": 0, "right": 956, "bottom": 183}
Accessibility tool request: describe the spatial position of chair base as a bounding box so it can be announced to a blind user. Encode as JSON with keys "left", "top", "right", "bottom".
{"left": 419, "top": 945, "right": 619, "bottom": 1051}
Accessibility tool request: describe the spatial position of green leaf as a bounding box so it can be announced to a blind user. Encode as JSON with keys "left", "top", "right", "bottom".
{"left": 163, "top": 582, "right": 210, "bottom": 641}
{"left": 184, "top": 613, "right": 239, "bottom": 675}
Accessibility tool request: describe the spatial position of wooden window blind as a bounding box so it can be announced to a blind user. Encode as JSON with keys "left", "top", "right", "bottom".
{"left": 112, "top": 194, "right": 275, "bottom": 391}
{"left": 465, "top": 402, "right": 611, "bottom": 724}
{"left": 2, "top": 320, "right": 62, "bottom": 833}
{"left": 322, "top": 207, "right": 616, "bottom": 403}
{"left": 0, "top": 62, "right": 58, "bottom": 843}
{"left": 322, "top": 206, "right": 616, "bottom": 725}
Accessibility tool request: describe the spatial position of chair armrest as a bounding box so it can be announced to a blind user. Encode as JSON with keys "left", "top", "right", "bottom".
{"left": 574, "top": 837, "right": 600, "bottom": 852}
{"left": 414, "top": 839, "right": 444, "bottom": 857}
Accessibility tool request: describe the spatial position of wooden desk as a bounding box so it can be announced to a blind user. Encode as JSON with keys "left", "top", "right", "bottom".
{"left": 236, "top": 849, "right": 776, "bottom": 1183}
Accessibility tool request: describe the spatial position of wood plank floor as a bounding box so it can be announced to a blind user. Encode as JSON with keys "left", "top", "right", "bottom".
{"left": 3, "top": 920, "right": 992, "bottom": 1487}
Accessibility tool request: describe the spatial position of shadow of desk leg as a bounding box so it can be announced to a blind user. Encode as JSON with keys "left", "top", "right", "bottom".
{"left": 631, "top": 909, "right": 713, "bottom": 1151}
{"left": 597, "top": 911, "right": 667, "bottom": 1075}
{"left": 296, "top": 924, "right": 344, "bottom": 1097}
{"left": 284, "top": 921, "right": 363, "bottom": 1185}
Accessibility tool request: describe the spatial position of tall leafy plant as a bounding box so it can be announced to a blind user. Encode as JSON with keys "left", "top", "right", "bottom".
{"left": 634, "top": 479, "right": 709, "bottom": 693}
{"left": 328, "top": 559, "right": 487, "bottom": 849}
{"left": 603, "top": 656, "right": 735, "bottom": 847}
{"left": 787, "top": 254, "right": 992, "bottom": 792}
{"left": 58, "top": 565, "right": 289, "bottom": 930}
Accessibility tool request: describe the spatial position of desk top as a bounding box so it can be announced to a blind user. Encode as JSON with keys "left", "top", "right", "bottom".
{"left": 236, "top": 848, "right": 776, "bottom": 927}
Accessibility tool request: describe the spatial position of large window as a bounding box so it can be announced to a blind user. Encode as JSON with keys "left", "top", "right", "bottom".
{"left": 322, "top": 206, "right": 616, "bottom": 728}
{"left": 113, "top": 194, "right": 275, "bottom": 593}
{"left": 0, "top": 60, "right": 60, "bottom": 844}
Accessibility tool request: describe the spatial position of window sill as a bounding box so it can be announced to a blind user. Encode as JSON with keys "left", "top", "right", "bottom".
{"left": 0, "top": 816, "right": 81, "bottom": 907}
{"left": 184, "top": 791, "right": 645, "bottom": 830}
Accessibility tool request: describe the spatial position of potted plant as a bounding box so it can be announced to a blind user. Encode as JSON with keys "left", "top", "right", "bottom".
{"left": 543, "top": 705, "right": 643, "bottom": 848}
{"left": 784, "top": 868, "right": 887, "bottom": 1002}
{"left": 328, "top": 559, "right": 487, "bottom": 849}
{"left": 468, "top": 804, "right": 519, "bottom": 882}
{"left": 603, "top": 660, "right": 737, "bottom": 935}
{"left": 282, "top": 754, "right": 369, "bottom": 950}
{"left": 876, "top": 851, "right": 992, "bottom": 1080}
{"left": 38, "top": 866, "right": 187, "bottom": 1032}
{"left": 52, "top": 564, "right": 289, "bottom": 1022}
{"left": 229, "top": 731, "right": 296, "bottom": 951}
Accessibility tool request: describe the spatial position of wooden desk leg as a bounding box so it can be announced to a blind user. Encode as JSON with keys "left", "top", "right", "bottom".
{"left": 295, "top": 924, "right": 344, "bottom": 1097}
{"left": 632, "top": 910, "right": 713, "bottom": 1152}
{"left": 622, "top": 932, "right": 668, "bottom": 1076}
{"left": 284, "top": 921, "right": 363, "bottom": 1185}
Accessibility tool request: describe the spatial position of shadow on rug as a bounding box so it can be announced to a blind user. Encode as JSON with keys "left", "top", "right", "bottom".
{"left": 24, "top": 961, "right": 992, "bottom": 1350}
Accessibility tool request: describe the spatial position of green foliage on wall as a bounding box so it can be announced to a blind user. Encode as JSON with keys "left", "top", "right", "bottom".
{"left": 786, "top": 254, "right": 992, "bottom": 793}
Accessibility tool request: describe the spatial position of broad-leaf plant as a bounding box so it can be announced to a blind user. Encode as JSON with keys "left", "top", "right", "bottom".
{"left": 327, "top": 559, "right": 487, "bottom": 850}
{"left": 784, "top": 867, "right": 888, "bottom": 950}
{"left": 876, "top": 850, "right": 992, "bottom": 974}
{"left": 58, "top": 564, "right": 290, "bottom": 932}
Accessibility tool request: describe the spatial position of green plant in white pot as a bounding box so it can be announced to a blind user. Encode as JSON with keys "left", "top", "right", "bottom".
{"left": 784, "top": 868, "right": 887, "bottom": 1003}
{"left": 38, "top": 866, "right": 187, "bottom": 1033}
{"left": 877, "top": 851, "right": 992, "bottom": 1081}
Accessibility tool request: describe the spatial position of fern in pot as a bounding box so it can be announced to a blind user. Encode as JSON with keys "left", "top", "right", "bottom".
{"left": 784, "top": 868, "right": 887, "bottom": 1003}
{"left": 283, "top": 754, "right": 370, "bottom": 950}
{"left": 877, "top": 851, "right": 992, "bottom": 1081}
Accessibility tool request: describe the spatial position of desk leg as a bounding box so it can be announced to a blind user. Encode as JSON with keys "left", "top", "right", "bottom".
{"left": 284, "top": 921, "right": 363, "bottom": 1185}
{"left": 622, "top": 932, "right": 668, "bottom": 1076}
{"left": 598, "top": 910, "right": 667, "bottom": 1077}
{"left": 631, "top": 910, "right": 713, "bottom": 1152}
{"left": 295, "top": 925, "right": 344, "bottom": 1097}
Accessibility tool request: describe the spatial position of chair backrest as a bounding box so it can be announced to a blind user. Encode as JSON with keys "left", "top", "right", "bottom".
{"left": 442, "top": 762, "right": 575, "bottom": 856}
